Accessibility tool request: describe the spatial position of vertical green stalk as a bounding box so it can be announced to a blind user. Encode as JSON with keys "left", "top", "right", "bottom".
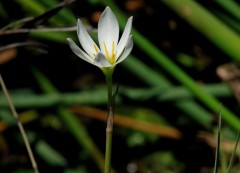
{"left": 105, "top": 70, "right": 113, "bottom": 108}
{"left": 105, "top": 124, "right": 113, "bottom": 173}
{"left": 103, "top": 69, "right": 114, "bottom": 173}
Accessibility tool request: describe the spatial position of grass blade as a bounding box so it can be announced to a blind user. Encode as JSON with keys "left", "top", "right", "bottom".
{"left": 227, "top": 131, "right": 240, "bottom": 173}
{"left": 213, "top": 109, "right": 222, "bottom": 173}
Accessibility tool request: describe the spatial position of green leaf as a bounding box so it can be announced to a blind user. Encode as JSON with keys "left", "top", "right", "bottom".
{"left": 64, "top": 166, "right": 88, "bottom": 173}
{"left": 35, "top": 140, "right": 67, "bottom": 166}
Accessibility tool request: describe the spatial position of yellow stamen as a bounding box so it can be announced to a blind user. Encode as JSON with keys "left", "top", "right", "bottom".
{"left": 103, "top": 42, "right": 110, "bottom": 61}
{"left": 102, "top": 42, "right": 116, "bottom": 64}
{"left": 93, "top": 44, "right": 99, "bottom": 54}
{"left": 111, "top": 41, "right": 115, "bottom": 64}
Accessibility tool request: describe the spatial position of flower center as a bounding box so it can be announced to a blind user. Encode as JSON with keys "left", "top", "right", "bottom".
{"left": 103, "top": 41, "right": 116, "bottom": 65}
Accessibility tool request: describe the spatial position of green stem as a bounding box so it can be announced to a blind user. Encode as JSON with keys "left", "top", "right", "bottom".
{"left": 104, "top": 70, "right": 114, "bottom": 173}
{"left": 106, "top": 71, "right": 113, "bottom": 107}
{"left": 105, "top": 124, "right": 113, "bottom": 173}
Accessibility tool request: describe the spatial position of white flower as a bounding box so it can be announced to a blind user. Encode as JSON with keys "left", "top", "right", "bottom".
{"left": 67, "top": 6, "right": 133, "bottom": 69}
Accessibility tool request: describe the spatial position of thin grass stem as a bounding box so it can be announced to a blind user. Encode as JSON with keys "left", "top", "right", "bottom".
{"left": 0, "top": 74, "right": 39, "bottom": 173}
{"left": 213, "top": 110, "right": 221, "bottom": 173}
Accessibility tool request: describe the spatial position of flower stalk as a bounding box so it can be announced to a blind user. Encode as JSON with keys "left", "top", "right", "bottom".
{"left": 104, "top": 69, "right": 114, "bottom": 173}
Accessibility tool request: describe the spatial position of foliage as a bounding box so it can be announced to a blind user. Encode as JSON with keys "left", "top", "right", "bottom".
{"left": 1, "top": 0, "right": 240, "bottom": 172}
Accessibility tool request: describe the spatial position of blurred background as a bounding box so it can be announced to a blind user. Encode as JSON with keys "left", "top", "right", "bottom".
{"left": 1, "top": 0, "right": 240, "bottom": 172}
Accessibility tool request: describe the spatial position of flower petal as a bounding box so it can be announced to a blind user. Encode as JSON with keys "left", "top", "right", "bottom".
{"left": 116, "top": 16, "right": 133, "bottom": 58}
{"left": 98, "top": 6, "right": 119, "bottom": 56}
{"left": 67, "top": 38, "right": 94, "bottom": 64}
{"left": 94, "top": 52, "right": 112, "bottom": 67}
{"left": 115, "top": 35, "right": 133, "bottom": 65}
{"left": 77, "top": 19, "right": 99, "bottom": 58}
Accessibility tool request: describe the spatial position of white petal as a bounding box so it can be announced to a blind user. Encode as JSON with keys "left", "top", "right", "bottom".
{"left": 94, "top": 52, "right": 112, "bottom": 67}
{"left": 67, "top": 38, "right": 94, "bottom": 64}
{"left": 116, "top": 16, "right": 133, "bottom": 58}
{"left": 77, "top": 19, "right": 99, "bottom": 57}
{"left": 98, "top": 6, "right": 119, "bottom": 56}
{"left": 115, "top": 35, "right": 133, "bottom": 65}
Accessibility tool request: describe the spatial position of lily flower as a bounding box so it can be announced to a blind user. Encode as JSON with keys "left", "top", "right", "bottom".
{"left": 67, "top": 6, "right": 133, "bottom": 70}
